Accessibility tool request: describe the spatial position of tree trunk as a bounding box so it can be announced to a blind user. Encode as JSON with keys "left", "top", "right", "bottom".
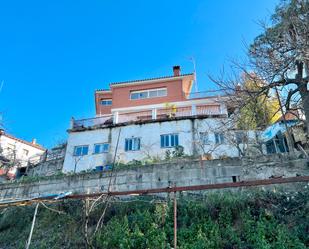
{"left": 298, "top": 83, "right": 309, "bottom": 136}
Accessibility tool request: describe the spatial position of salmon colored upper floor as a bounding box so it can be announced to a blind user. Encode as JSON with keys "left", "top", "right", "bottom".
{"left": 95, "top": 75, "right": 194, "bottom": 115}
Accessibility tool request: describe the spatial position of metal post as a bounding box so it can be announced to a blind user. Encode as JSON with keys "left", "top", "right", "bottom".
{"left": 191, "top": 104, "right": 197, "bottom": 116}
{"left": 273, "top": 138, "right": 279, "bottom": 153}
{"left": 70, "top": 117, "right": 75, "bottom": 129}
{"left": 26, "top": 203, "right": 39, "bottom": 249}
{"left": 152, "top": 108, "right": 157, "bottom": 120}
{"left": 174, "top": 191, "right": 177, "bottom": 249}
{"left": 113, "top": 112, "right": 119, "bottom": 124}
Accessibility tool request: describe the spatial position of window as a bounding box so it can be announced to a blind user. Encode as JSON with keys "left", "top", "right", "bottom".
{"left": 125, "top": 138, "right": 141, "bottom": 151}
{"left": 214, "top": 133, "right": 225, "bottom": 144}
{"left": 73, "top": 145, "right": 89, "bottom": 156}
{"left": 100, "top": 99, "right": 112, "bottom": 106}
{"left": 7, "top": 143, "right": 16, "bottom": 151}
{"left": 160, "top": 134, "right": 179, "bottom": 148}
{"left": 23, "top": 149, "right": 29, "bottom": 156}
{"left": 199, "top": 132, "right": 210, "bottom": 144}
{"left": 93, "top": 143, "right": 110, "bottom": 154}
{"left": 130, "top": 88, "right": 167, "bottom": 100}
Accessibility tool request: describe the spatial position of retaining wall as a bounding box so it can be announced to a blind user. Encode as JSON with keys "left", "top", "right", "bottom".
{"left": 0, "top": 155, "right": 308, "bottom": 200}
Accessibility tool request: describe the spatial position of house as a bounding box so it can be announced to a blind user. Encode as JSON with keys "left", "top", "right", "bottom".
{"left": 0, "top": 129, "right": 46, "bottom": 179}
{"left": 63, "top": 66, "right": 256, "bottom": 172}
{"left": 261, "top": 111, "right": 307, "bottom": 154}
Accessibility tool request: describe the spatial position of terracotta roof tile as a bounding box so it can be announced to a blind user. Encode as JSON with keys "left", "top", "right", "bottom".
{"left": 0, "top": 132, "right": 46, "bottom": 151}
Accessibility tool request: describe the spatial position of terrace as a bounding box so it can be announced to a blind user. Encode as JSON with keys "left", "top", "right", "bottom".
{"left": 71, "top": 92, "right": 227, "bottom": 130}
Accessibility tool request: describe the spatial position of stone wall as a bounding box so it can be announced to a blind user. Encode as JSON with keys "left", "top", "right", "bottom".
{"left": 0, "top": 155, "right": 308, "bottom": 201}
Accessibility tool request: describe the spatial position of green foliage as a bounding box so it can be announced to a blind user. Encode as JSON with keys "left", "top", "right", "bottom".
{"left": 236, "top": 76, "right": 281, "bottom": 130}
{"left": 165, "top": 145, "right": 185, "bottom": 160}
{"left": 0, "top": 188, "right": 308, "bottom": 249}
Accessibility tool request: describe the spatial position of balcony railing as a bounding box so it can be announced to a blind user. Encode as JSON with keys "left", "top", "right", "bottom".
{"left": 72, "top": 104, "right": 225, "bottom": 129}
{"left": 186, "top": 90, "right": 225, "bottom": 99}
{"left": 72, "top": 115, "right": 113, "bottom": 129}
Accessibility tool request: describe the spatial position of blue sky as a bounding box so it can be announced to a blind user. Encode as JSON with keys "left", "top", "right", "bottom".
{"left": 0, "top": 0, "right": 278, "bottom": 148}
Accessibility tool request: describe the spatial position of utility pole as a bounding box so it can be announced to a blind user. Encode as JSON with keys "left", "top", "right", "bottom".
{"left": 173, "top": 190, "right": 177, "bottom": 249}
{"left": 189, "top": 57, "right": 198, "bottom": 93}
{"left": 26, "top": 203, "right": 39, "bottom": 249}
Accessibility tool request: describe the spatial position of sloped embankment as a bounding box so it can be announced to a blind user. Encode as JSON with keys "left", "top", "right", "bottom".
{"left": 0, "top": 185, "right": 308, "bottom": 249}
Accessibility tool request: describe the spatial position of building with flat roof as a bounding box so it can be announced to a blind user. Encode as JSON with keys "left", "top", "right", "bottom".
{"left": 64, "top": 66, "right": 255, "bottom": 173}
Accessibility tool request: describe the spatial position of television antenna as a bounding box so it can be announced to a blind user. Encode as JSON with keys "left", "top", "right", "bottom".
{"left": 189, "top": 57, "right": 198, "bottom": 92}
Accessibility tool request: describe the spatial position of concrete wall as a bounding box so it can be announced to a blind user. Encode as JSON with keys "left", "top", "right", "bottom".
{"left": 63, "top": 117, "right": 256, "bottom": 172}
{"left": 1, "top": 155, "right": 308, "bottom": 201}
{"left": 27, "top": 158, "right": 64, "bottom": 177}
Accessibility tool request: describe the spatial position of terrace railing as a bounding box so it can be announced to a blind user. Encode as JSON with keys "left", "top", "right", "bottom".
{"left": 72, "top": 115, "right": 113, "bottom": 129}
{"left": 71, "top": 89, "right": 228, "bottom": 129}
{"left": 72, "top": 104, "right": 225, "bottom": 129}
{"left": 186, "top": 90, "right": 225, "bottom": 99}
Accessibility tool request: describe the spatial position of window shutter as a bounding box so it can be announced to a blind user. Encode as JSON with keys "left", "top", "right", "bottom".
{"left": 175, "top": 134, "right": 179, "bottom": 146}
{"left": 125, "top": 139, "right": 128, "bottom": 151}
{"left": 82, "top": 146, "right": 88, "bottom": 155}
{"left": 171, "top": 135, "right": 175, "bottom": 147}
{"left": 160, "top": 135, "right": 164, "bottom": 147}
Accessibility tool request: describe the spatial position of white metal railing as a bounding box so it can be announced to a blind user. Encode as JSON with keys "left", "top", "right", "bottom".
{"left": 72, "top": 105, "right": 224, "bottom": 129}
{"left": 72, "top": 115, "right": 113, "bottom": 129}
{"left": 185, "top": 90, "right": 224, "bottom": 99}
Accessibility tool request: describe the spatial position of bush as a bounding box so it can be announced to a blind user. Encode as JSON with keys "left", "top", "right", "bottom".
{"left": 0, "top": 188, "right": 308, "bottom": 248}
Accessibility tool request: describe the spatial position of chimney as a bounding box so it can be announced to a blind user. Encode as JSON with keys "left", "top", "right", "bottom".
{"left": 173, "top": 65, "right": 181, "bottom": 76}
{"left": 32, "top": 138, "right": 37, "bottom": 145}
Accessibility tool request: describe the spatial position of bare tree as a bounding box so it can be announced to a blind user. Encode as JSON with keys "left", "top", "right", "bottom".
{"left": 248, "top": 0, "right": 309, "bottom": 130}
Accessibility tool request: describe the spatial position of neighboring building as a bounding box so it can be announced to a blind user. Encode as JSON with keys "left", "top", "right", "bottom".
{"left": 64, "top": 66, "right": 256, "bottom": 172}
{"left": 261, "top": 111, "right": 307, "bottom": 154}
{"left": 0, "top": 129, "right": 46, "bottom": 178}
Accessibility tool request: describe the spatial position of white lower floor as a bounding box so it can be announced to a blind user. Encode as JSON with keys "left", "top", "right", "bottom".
{"left": 63, "top": 117, "right": 257, "bottom": 172}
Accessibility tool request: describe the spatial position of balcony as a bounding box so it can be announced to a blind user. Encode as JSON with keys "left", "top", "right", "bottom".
{"left": 71, "top": 103, "right": 226, "bottom": 130}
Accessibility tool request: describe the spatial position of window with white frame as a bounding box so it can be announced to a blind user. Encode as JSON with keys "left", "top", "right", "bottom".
{"left": 214, "top": 133, "right": 225, "bottom": 145}
{"left": 100, "top": 99, "right": 112, "bottom": 106}
{"left": 73, "top": 145, "right": 89, "bottom": 156}
{"left": 160, "top": 134, "right": 179, "bottom": 148}
{"left": 130, "top": 88, "right": 167, "bottom": 100}
{"left": 125, "top": 138, "right": 141, "bottom": 151}
{"left": 93, "top": 143, "right": 110, "bottom": 154}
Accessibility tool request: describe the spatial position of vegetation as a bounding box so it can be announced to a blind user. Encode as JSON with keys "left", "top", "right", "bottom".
{"left": 214, "top": 0, "right": 308, "bottom": 134}
{"left": 236, "top": 75, "right": 281, "bottom": 130}
{"left": 249, "top": 0, "right": 309, "bottom": 131}
{"left": 0, "top": 186, "right": 308, "bottom": 249}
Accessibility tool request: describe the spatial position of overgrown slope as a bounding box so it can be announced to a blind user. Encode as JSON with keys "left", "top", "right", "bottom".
{"left": 0, "top": 186, "right": 308, "bottom": 249}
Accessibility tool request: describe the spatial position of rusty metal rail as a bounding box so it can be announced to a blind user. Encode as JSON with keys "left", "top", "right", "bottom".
{"left": 68, "top": 176, "right": 309, "bottom": 199}
{"left": 1, "top": 176, "right": 308, "bottom": 208}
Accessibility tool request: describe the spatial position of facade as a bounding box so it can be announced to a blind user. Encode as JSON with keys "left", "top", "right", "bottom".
{"left": 0, "top": 129, "right": 46, "bottom": 178}
{"left": 64, "top": 66, "right": 254, "bottom": 172}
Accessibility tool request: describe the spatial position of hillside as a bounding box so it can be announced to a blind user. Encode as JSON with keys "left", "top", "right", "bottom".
{"left": 0, "top": 186, "right": 308, "bottom": 249}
